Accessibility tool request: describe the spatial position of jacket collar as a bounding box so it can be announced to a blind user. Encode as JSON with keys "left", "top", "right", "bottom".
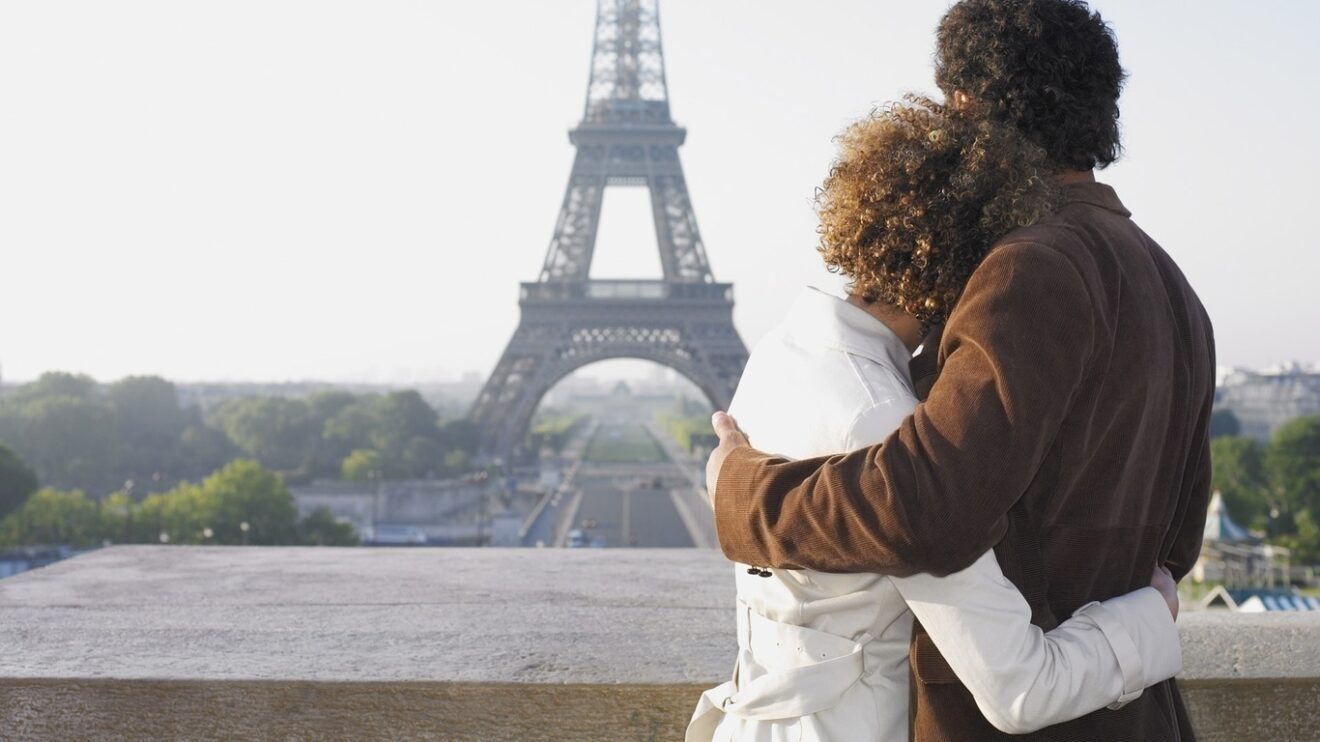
{"left": 779, "top": 287, "right": 914, "bottom": 374}
{"left": 1064, "top": 182, "right": 1131, "bottom": 217}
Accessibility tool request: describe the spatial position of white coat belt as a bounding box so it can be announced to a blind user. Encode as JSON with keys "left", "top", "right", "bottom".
{"left": 686, "top": 600, "right": 873, "bottom": 741}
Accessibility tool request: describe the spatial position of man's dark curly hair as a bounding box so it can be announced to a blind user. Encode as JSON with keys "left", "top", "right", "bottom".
{"left": 936, "top": 0, "right": 1126, "bottom": 171}
{"left": 817, "top": 97, "right": 1061, "bottom": 329}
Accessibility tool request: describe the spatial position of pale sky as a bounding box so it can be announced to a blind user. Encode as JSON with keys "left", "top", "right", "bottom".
{"left": 2, "top": 1, "right": 1317, "bottom": 385}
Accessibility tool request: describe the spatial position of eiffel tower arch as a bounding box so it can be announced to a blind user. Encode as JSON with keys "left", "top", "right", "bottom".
{"left": 471, "top": 0, "right": 748, "bottom": 460}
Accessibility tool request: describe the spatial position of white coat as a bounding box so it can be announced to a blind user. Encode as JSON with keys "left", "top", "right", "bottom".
{"left": 688, "top": 287, "right": 1182, "bottom": 742}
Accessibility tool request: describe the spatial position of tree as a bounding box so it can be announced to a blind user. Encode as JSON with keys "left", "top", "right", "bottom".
{"left": 7, "top": 372, "right": 98, "bottom": 405}
{"left": 400, "top": 436, "right": 445, "bottom": 478}
{"left": 1266, "top": 415, "right": 1320, "bottom": 521}
{"left": 324, "top": 392, "right": 448, "bottom": 479}
{"left": 439, "top": 419, "right": 479, "bottom": 453}
{"left": 306, "top": 390, "right": 363, "bottom": 477}
{"left": 99, "top": 491, "right": 136, "bottom": 544}
{"left": 210, "top": 397, "right": 318, "bottom": 472}
{"left": 298, "top": 507, "right": 359, "bottom": 546}
{"left": 0, "top": 445, "right": 39, "bottom": 520}
{"left": 169, "top": 424, "right": 242, "bottom": 480}
{"left": 1276, "top": 509, "right": 1320, "bottom": 564}
{"left": 2, "top": 395, "right": 120, "bottom": 492}
{"left": 0, "top": 488, "right": 105, "bottom": 548}
{"left": 442, "top": 448, "right": 472, "bottom": 476}
{"left": 369, "top": 391, "right": 442, "bottom": 458}
{"left": 119, "top": 460, "right": 298, "bottom": 546}
{"left": 135, "top": 483, "right": 210, "bottom": 544}
{"left": 1210, "top": 436, "right": 1270, "bottom": 529}
{"left": 314, "top": 394, "right": 376, "bottom": 478}
{"left": 199, "top": 459, "right": 299, "bottom": 545}
{"left": 1209, "top": 409, "right": 1241, "bottom": 439}
{"left": 342, "top": 449, "right": 387, "bottom": 482}
{"left": 307, "top": 391, "right": 358, "bottom": 426}
{"left": 108, "top": 376, "right": 189, "bottom": 479}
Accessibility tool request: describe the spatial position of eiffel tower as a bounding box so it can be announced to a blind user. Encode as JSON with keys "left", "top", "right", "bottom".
{"left": 470, "top": 0, "right": 748, "bottom": 459}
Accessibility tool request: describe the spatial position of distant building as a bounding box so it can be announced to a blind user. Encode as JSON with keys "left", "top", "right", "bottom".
{"left": 0, "top": 545, "right": 86, "bottom": 579}
{"left": 1192, "top": 491, "right": 1292, "bottom": 587}
{"left": 1200, "top": 586, "right": 1320, "bottom": 612}
{"left": 1216, "top": 363, "right": 1320, "bottom": 442}
{"left": 1202, "top": 490, "right": 1256, "bottom": 544}
{"left": 290, "top": 477, "right": 493, "bottom": 546}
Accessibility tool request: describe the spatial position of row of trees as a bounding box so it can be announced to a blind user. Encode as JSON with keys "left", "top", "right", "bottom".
{"left": 0, "top": 457, "right": 357, "bottom": 549}
{"left": 525, "top": 409, "right": 586, "bottom": 455}
{"left": 1211, "top": 412, "right": 1320, "bottom": 562}
{"left": 0, "top": 373, "right": 230, "bottom": 495}
{"left": 209, "top": 388, "right": 477, "bottom": 481}
{"left": 0, "top": 372, "right": 479, "bottom": 496}
{"left": 656, "top": 396, "right": 715, "bottom": 452}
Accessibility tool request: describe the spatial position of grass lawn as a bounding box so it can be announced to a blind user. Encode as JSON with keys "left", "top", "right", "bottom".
{"left": 584, "top": 424, "right": 669, "bottom": 464}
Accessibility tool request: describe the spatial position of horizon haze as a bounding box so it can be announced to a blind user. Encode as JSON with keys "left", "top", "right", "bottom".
{"left": 2, "top": 0, "right": 1317, "bottom": 386}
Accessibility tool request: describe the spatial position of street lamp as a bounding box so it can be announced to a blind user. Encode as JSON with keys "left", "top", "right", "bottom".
{"left": 369, "top": 469, "right": 382, "bottom": 530}
{"left": 119, "top": 479, "right": 135, "bottom": 544}
{"left": 240, "top": 520, "right": 250, "bottom": 546}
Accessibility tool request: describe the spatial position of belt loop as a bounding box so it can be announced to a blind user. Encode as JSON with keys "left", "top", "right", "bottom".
{"left": 855, "top": 632, "right": 873, "bottom": 673}
{"left": 736, "top": 598, "right": 753, "bottom": 648}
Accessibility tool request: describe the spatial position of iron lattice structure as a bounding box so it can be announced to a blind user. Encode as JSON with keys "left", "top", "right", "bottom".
{"left": 470, "top": 0, "right": 748, "bottom": 458}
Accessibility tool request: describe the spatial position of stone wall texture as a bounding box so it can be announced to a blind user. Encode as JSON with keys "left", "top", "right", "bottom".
{"left": 1, "top": 546, "right": 1316, "bottom": 741}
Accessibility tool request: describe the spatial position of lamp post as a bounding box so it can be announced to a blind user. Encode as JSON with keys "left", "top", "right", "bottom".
{"left": 240, "top": 520, "right": 250, "bottom": 546}
{"left": 121, "top": 479, "right": 135, "bottom": 544}
{"left": 369, "top": 469, "right": 382, "bottom": 540}
{"left": 476, "top": 470, "right": 490, "bottom": 547}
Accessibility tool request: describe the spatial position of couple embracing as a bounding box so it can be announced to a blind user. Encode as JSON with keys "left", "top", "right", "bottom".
{"left": 690, "top": 1, "right": 1214, "bottom": 741}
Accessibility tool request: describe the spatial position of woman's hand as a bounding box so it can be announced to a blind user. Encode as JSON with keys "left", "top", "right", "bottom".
{"left": 1149, "top": 565, "right": 1179, "bottom": 621}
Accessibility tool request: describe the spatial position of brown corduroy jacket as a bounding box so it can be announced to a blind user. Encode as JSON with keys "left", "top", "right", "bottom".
{"left": 714, "top": 182, "right": 1214, "bottom": 741}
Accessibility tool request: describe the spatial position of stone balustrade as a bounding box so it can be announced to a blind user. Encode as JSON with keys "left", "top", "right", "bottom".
{"left": 1, "top": 546, "right": 1316, "bottom": 741}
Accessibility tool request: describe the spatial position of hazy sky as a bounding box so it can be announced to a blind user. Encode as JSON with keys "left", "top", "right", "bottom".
{"left": 2, "top": 1, "right": 1317, "bottom": 385}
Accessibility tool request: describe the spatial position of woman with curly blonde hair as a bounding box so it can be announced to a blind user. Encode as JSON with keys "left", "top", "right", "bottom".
{"left": 816, "top": 96, "right": 1060, "bottom": 335}
{"left": 687, "top": 98, "right": 1183, "bottom": 741}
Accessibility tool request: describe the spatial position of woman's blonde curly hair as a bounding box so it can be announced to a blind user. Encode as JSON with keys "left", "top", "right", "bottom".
{"left": 816, "top": 96, "right": 1062, "bottom": 329}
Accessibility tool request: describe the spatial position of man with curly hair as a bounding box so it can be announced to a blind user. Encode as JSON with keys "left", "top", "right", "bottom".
{"left": 704, "top": 2, "right": 1215, "bottom": 740}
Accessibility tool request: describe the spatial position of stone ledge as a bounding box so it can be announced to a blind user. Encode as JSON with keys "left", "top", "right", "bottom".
{"left": 1, "top": 546, "right": 1317, "bottom": 741}
{"left": 0, "top": 680, "right": 710, "bottom": 742}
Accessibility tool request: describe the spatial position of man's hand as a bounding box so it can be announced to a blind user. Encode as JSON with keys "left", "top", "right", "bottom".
{"left": 704, "top": 411, "right": 750, "bottom": 511}
{"left": 1150, "top": 565, "right": 1179, "bottom": 621}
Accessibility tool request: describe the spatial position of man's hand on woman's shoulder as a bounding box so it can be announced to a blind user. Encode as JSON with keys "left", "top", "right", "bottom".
{"left": 705, "top": 411, "right": 750, "bottom": 511}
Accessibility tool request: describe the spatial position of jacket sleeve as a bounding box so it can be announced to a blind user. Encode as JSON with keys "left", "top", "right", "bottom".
{"left": 1164, "top": 327, "right": 1217, "bottom": 580}
{"left": 892, "top": 552, "right": 1182, "bottom": 734}
{"left": 714, "top": 242, "right": 1096, "bottom": 575}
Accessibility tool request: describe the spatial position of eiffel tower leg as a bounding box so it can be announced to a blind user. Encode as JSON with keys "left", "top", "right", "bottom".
{"left": 650, "top": 172, "right": 714, "bottom": 283}
{"left": 539, "top": 154, "right": 607, "bottom": 282}
{"left": 469, "top": 324, "right": 555, "bottom": 460}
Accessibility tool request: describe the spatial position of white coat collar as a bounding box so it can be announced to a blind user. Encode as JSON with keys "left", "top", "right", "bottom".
{"left": 778, "top": 287, "right": 914, "bottom": 375}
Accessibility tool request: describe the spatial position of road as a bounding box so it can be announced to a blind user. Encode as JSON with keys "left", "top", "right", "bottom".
{"left": 519, "top": 420, "right": 595, "bottom": 548}
{"left": 542, "top": 421, "right": 697, "bottom": 548}
{"left": 570, "top": 469, "right": 693, "bottom": 547}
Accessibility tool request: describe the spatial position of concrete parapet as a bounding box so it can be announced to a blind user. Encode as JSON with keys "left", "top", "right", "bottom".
{"left": 0, "top": 546, "right": 1316, "bottom": 741}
